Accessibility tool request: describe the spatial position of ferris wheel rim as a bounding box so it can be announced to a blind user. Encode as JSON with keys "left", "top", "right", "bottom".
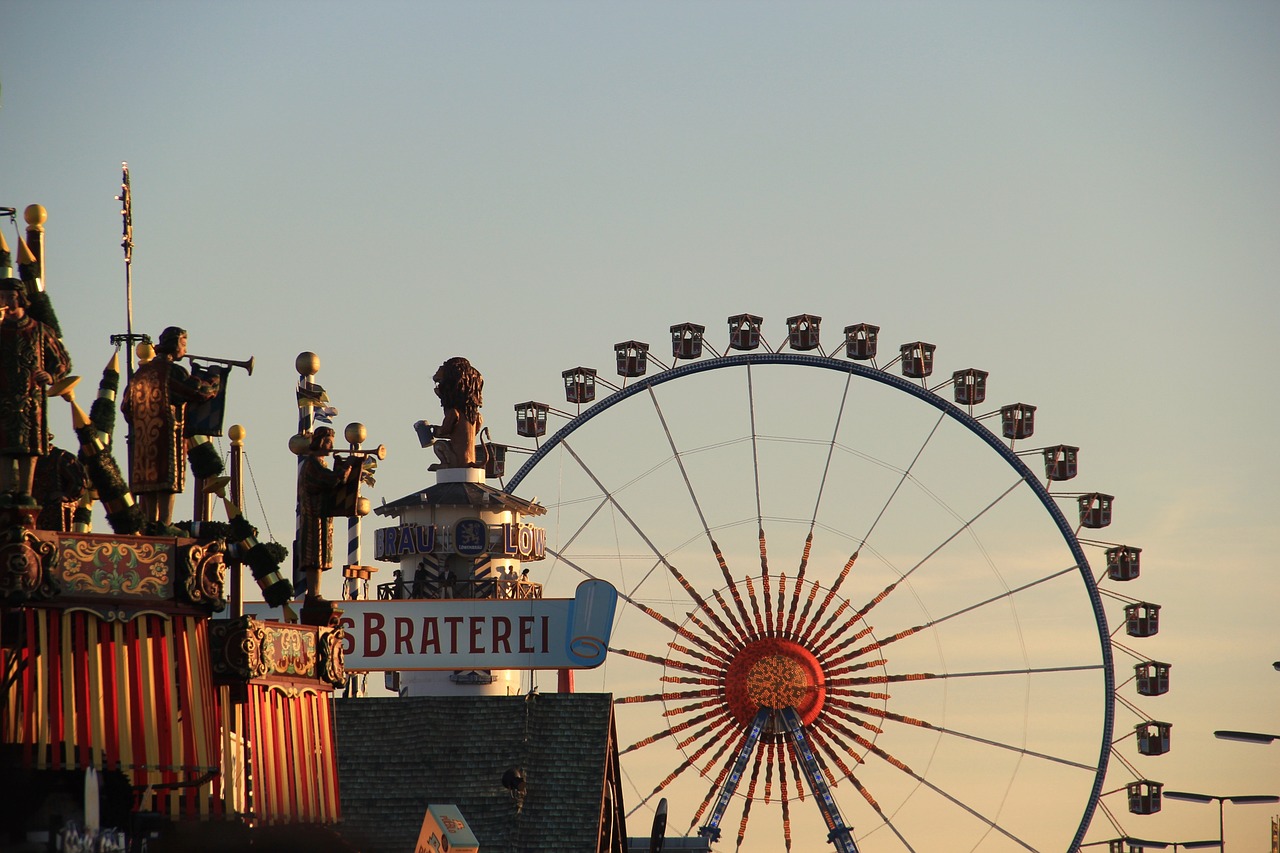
{"left": 507, "top": 349, "right": 1116, "bottom": 851}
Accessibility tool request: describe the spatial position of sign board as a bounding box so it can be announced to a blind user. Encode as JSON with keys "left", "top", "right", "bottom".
{"left": 415, "top": 803, "right": 479, "bottom": 853}
{"left": 246, "top": 579, "right": 616, "bottom": 672}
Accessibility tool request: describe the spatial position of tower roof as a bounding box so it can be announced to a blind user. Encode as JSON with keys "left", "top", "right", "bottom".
{"left": 376, "top": 481, "right": 546, "bottom": 517}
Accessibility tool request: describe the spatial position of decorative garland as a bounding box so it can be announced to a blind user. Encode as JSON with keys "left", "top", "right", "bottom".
{"left": 187, "top": 436, "right": 224, "bottom": 479}
{"left": 222, "top": 499, "right": 293, "bottom": 606}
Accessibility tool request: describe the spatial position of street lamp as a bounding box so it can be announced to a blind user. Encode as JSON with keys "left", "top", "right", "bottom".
{"left": 1214, "top": 729, "right": 1279, "bottom": 745}
{"left": 1162, "top": 790, "right": 1280, "bottom": 853}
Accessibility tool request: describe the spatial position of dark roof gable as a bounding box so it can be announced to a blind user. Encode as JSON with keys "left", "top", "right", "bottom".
{"left": 335, "top": 692, "right": 619, "bottom": 852}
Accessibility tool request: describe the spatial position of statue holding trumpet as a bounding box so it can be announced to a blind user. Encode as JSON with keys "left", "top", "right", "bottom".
{"left": 294, "top": 424, "right": 381, "bottom": 622}
{"left": 121, "top": 326, "right": 220, "bottom": 527}
{"left": 0, "top": 277, "right": 72, "bottom": 506}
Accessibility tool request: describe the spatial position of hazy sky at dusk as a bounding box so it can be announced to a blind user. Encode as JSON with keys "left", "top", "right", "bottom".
{"left": 3, "top": 2, "right": 1278, "bottom": 849}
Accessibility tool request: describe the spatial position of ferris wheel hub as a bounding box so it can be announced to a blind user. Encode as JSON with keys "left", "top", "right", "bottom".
{"left": 724, "top": 637, "right": 826, "bottom": 728}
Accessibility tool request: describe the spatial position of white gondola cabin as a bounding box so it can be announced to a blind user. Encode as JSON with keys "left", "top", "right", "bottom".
{"left": 843, "top": 323, "right": 879, "bottom": 361}
{"left": 728, "top": 313, "right": 763, "bottom": 351}
{"left": 1043, "top": 445, "right": 1079, "bottom": 481}
{"left": 1001, "top": 403, "right": 1036, "bottom": 440}
{"left": 1078, "top": 493, "right": 1114, "bottom": 529}
{"left": 562, "top": 367, "right": 597, "bottom": 404}
{"left": 1135, "top": 661, "right": 1171, "bottom": 696}
{"left": 1136, "top": 721, "right": 1172, "bottom": 756}
{"left": 953, "top": 368, "right": 988, "bottom": 406}
{"left": 1106, "top": 545, "right": 1141, "bottom": 581}
{"left": 514, "top": 401, "right": 549, "bottom": 438}
{"left": 1127, "top": 780, "right": 1162, "bottom": 815}
{"left": 1125, "top": 602, "right": 1160, "bottom": 637}
{"left": 786, "top": 314, "right": 822, "bottom": 351}
{"left": 899, "top": 341, "right": 935, "bottom": 379}
{"left": 671, "top": 323, "right": 705, "bottom": 360}
{"left": 615, "top": 340, "right": 649, "bottom": 378}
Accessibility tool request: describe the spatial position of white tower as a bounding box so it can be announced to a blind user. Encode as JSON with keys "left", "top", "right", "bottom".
{"left": 371, "top": 466, "right": 546, "bottom": 696}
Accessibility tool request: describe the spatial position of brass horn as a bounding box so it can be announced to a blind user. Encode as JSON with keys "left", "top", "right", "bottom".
{"left": 334, "top": 444, "right": 387, "bottom": 461}
{"left": 187, "top": 354, "right": 254, "bottom": 375}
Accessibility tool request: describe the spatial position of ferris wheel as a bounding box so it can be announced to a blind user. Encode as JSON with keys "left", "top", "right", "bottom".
{"left": 504, "top": 314, "right": 1145, "bottom": 852}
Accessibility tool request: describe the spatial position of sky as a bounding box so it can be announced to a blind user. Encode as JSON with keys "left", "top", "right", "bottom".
{"left": 2, "top": 1, "right": 1278, "bottom": 850}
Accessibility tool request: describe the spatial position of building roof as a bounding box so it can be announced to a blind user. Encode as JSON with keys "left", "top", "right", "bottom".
{"left": 334, "top": 692, "right": 621, "bottom": 852}
{"left": 375, "top": 481, "right": 547, "bottom": 517}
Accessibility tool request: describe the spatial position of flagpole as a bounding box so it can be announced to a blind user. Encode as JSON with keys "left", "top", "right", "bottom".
{"left": 116, "top": 163, "right": 136, "bottom": 380}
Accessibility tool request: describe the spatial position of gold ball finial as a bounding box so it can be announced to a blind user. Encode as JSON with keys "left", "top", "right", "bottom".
{"left": 355, "top": 496, "right": 372, "bottom": 518}
{"left": 344, "top": 422, "right": 367, "bottom": 446}
{"left": 288, "top": 433, "right": 312, "bottom": 456}
{"left": 229, "top": 424, "right": 246, "bottom": 445}
{"left": 24, "top": 204, "right": 47, "bottom": 229}
{"left": 296, "top": 352, "right": 320, "bottom": 376}
{"left": 136, "top": 341, "right": 155, "bottom": 364}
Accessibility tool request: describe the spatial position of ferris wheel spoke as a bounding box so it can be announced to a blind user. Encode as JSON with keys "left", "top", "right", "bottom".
{"left": 613, "top": 646, "right": 720, "bottom": 679}
{"left": 773, "top": 372, "right": 856, "bottom": 641}
{"left": 838, "top": 726, "right": 1042, "bottom": 852}
{"left": 818, "top": 702, "right": 886, "bottom": 739}
{"left": 796, "top": 550, "right": 861, "bottom": 645}
{"left": 775, "top": 742, "right": 797, "bottom": 851}
{"left": 858, "top": 412, "right": 947, "bottom": 549}
{"left": 547, "top": 546, "right": 738, "bottom": 659}
{"left": 881, "top": 477, "right": 1026, "bottom": 589}
{"left": 760, "top": 528, "right": 774, "bottom": 636}
{"left": 831, "top": 662, "right": 1105, "bottom": 688}
{"left": 701, "top": 588, "right": 750, "bottom": 648}
{"left": 763, "top": 739, "right": 777, "bottom": 804}
{"left": 785, "top": 532, "right": 815, "bottom": 637}
{"left": 921, "top": 565, "right": 1079, "bottom": 629}
{"left": 805, "top": 596, "right": 861, "bottom": 654}
{"left": 669, "top": 638, "right": 734, "bottom": 670}
{"left": 808, "top": 721, "right": 865, "bottom": 779}
{"left": 859, "top": 794, "right": 920, "bottom": 853}
{"left": 621, "top": 703, "right": 731, "bottom": 754}
{"left": 818, "top": 564, "right": 1082, "bottom": 674}
{"left": 782, "top": 737, "right": 809, "bottom": 803}
{"left": 741, "top": 364, "right": 785, "bottom": 640}
{"left": 627, "top": 715, "right": 743, "bottom": 819}
{"left": 663, "top": 695, "right": 726, "bottom": 717}
{"left": 816, "top": 617, "right": 927, "bottom": 661}
{"left": 829, "top": 698, "right": 1098, "bottom": 772}
{"left": 561, "top": 440, "right": 753, "bottom": 650}
{"left": 746, "top": 575, "right": 773, "bottom": 637}
{"left": 807, "top": 478, "right": 1027, "bottom": 660}
{"left": 774, "top": 570, "right": 789, "bottom": 637}
{"left": 898, "top": 771, "right": 1041, "bottom": 852}
{"left": 645, "top": 384, "right": 761, "bottom": 643}
{"left": 615, "top": 688, "right": 720, "bottom": 707}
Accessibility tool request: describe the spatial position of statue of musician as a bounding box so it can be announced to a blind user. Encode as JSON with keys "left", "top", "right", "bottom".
{"left": 121, "top": 326, "right": 220, "bottom": 526}
{"left": 0, "top": 278, "right": 72, "bottom": 506}
{"left": 296, "top": 426, "right": 360, "bottom": 613}
{"left": 425, "top": 356, "right": 487, "bottom": 471}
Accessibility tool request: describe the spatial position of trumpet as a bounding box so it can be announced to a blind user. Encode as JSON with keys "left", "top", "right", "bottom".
{"left": 187, "top": 354, "right": 254, "bottom": 375}
{"left": 334, "top": 443, "right": 387, "bottom": 461}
